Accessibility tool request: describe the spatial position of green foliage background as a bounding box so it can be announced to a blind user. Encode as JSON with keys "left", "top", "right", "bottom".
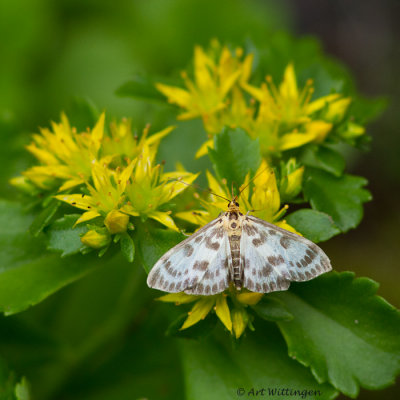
{"left": 0, "top": 0, "right": 399, "bottom": 399}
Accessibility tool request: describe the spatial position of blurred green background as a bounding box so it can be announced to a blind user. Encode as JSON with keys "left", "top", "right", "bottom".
{"left": 0, "top": 0, "right": 399, "bottom": 398}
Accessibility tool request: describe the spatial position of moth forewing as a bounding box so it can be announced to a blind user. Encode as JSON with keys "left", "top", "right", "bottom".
{"left": 240, "top": 215, "right": 332, "bottom": 293}
{"left": 146, "top": 216, "right": 231, "bottom": 295}
{"left": 147, "top": 200, "right": 332, "bottom": 296}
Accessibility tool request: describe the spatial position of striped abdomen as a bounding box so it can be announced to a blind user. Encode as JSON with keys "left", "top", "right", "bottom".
{"left": 229, "top": 233, "right": 242, "bottom": 289}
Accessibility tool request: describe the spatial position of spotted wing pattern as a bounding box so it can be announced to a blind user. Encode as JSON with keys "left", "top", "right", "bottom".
{"left": 147, "top": 217, "right": 231, "bottom": 295}
{"left": 241, "top": 215, "right": 331, "bottom": 293}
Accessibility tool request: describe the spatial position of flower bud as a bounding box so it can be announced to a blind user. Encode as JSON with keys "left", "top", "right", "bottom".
{"left": 280, "top": 159, "right": 304, "bottom": 201}
{"left": 81, "top": 228, "right": 110, "bottom": 249}
{"left": 325, "top": 97, "right": 351, "bottom": 121}
{"left": 341, "top": 122, "right": 365, "bottom": 139}
{"left": 104, "top": 210, "right": 129, "bottom": 234}
{"left": 9, "top": 176, "right": 38, "bottom": 195}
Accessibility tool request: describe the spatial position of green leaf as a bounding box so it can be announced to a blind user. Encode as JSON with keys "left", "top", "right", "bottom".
{"left": 251, "top": 297, "right": 293, "bottom": 322}
{"left": 29, "top": 199, "right": 60, "bottom": 237}
{"left": 115, "top": 75, "right": 166, "bottom": 102}
{"left": 65, "top": 97, "right": 100, "bottom": 132}
{"left": 166, "top": 312, "right": 217, "bottom": 339}
{"left": 120, "top": 232, "right": 135, "bottom": 263}
{"left": 208, "top": 127, "right": 261, "bottom": 189}
{"left": 301, "top": 145, "right": 345, "bottom": 177}
{"left": 286, "top": 209, "right": 341, "bottom": 243}
{"left": 0, "top": 356, "right": 16, "bottom": 399}
{"left": 303, "top": 168, "right": 371, "bottom": 232}
{"left": 350, "top": 95, "right": 387, "bottom": 125}
{"left": 135, "top": 221, "right": 185, "bottom": 273}
{"left": 0, "top": 356, "right": 31, "bottom": 400}
{"left": 0, "top": 200, "right": 105, "bottom": 315}
{"left": 274, "top": 272, "right": 400, "bottom": 397}
{"left": 45, "top": 214, "right": 88, "bottom": 257}
{"left": 15, "top": 378, "right": 30, "bottom": 400}
{"left": 180, "top": 322, "right": 337, "bottom": 400}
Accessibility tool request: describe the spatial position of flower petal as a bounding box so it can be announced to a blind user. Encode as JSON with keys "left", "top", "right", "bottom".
{"left": 145, "top": 126, "right": 175, "bottom": 146}
{"left": 279, "top": 63, "right": 298, "bottom": 99}
{"left": 231, "top": 307, "right": 248, "bottom": 339}
{"left": 74, "top": 210, "right": 101, "bottom": 226}
{"left": 58, "top": 178, "right": 85, "bottom": 192}
{"left": 175, "top": 210, "right": 209, "bottom": 226}
{"left": 236, "top": 292, "right": 264, "bottom": 305}
{"left": 306, "top": 93, "right": 341, "bottom": 114}
{"left": 54, "top": 194, "right": 94, "bottom": 211}
{"left": 305, "top": 120, "right": 333, "bottom": 143}
{"left": 180, "top": 297, "right": 216, "bottom": 330}
{"left": 91, "top": 112, "right": 105, "bottom": 153}
{"left": 278, "top": 131, "right": 317, "bottom": 151}
{"left": 119, "top": 204, "right": 140, "bottom": 216}
{"left": 215, "top": 295, "right": 232, "bottom": 332}
{"left": 157, "top": 293, "right": 199, "bottom": 304}
{"left": 147, "top": 211, "right": 180, "bottom": 232}
{"left": 275, "top": 220, "right": 300, "bottom": 234}
{"left": 162, "top": 172, "right": 200, "bottom": 201}
{"left": 195, "top": 139, "right": 214, "bottom": 158}
{"left": 155, "top": 83, "right": 192, "bottom": 108}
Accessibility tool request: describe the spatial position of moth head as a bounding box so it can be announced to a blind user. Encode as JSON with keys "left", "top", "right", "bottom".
{"left": 227, "top": 196, "right": 240, "bottom": 211}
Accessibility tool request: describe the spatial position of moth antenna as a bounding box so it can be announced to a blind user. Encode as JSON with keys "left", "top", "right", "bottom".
{"left": 167, "top": 178, "right": 231, "bottom": 203}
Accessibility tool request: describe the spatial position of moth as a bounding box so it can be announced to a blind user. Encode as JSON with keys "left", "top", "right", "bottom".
{"left": 147, "top": 198, "right": 332, "bottom": 295}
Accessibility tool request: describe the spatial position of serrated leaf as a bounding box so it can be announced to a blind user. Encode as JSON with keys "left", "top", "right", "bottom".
{"left": 274, "top": 272, "right": 400, "bottom": 397}
{"left": 45, "top": 214, "right": 88, "bottom": 257}
{"left": 29, "top": 199, "right": 60, "bottom": 237}
{"left": 0, "top": 200, "right": 105, "bottom": 315}
{"left": 120, "top": 232, "right": 135, "bottom": 262}
{"left": 303, "top": 168, "right": 371, "bottom": 232}
{"left": 208, "top": 127, "right": 261, "bottom": 189}
{"left": 286, "top": 209, "right": 340, "bottom": 243}
{"left": 115, "top": 75, "right": 165, "bottom": 102}
{"left": 135, "top": 221, "right": 185, "bottom": 273}
{"left": 251, "top": 297, "right": 293, "bottom": 322}
{"left": 301, "top": 145, "right": 345, "bottom": 177}
{"left": 180, "top": 322, "right": 337, "bottom": 400}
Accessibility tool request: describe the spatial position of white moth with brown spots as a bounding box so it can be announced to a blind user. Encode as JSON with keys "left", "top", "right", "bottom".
{"left": 147, "top": 199, "right": 332, "bottom": 295}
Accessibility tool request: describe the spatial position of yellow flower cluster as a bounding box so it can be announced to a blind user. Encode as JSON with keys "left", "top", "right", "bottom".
{"left": 12, "top": 113, "right": 198, "bottom": 246}
{"left": 156, "top": 41, "right": 362, "bottom": 158}
{"left": 159, "top": 161, "right": 303, "bottom": 338}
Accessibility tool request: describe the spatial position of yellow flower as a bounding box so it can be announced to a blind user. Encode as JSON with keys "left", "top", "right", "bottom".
{"left": 12, "top": 114, "right": 175, "bottom": 195}
{"left": 55, "top": 160, "right": 135, "bottom": 228}
{"left": 176, "top": 160, "right": 297, "bottom": 233}
{"left": 55, "top": 145, "right": 198, "bottom": 233}
{"left": 21, "top": 113, "right": 106, "bottom": 191}
{"left": 102, "top": 119, "right": 174, "bottom": 163}
{"left": 195, "top": 87, "right": 255, "bottom": 158}
{"left": 158, "top": 291, "right": 263, "bottom": 338}
{"left": 156, "top": 40, "right": 253, "bottom": 134}
{"left": 243, "top": 63, "right": 351, "bottom": 154}
{"left": 104, "top": 210, "right": 130, "bottom": 234}
{"left": 122, "top": 145, "right": 199, "bottom": 231}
